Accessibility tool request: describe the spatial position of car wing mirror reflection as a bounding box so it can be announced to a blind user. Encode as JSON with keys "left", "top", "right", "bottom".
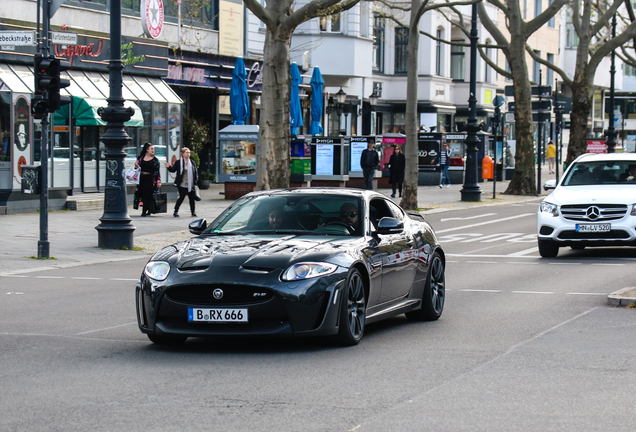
{"left": 189, "top": 218, "right": 207, "bottom": 235}
{"left": 375, "top": 217, "right": 404, "bottom": 235}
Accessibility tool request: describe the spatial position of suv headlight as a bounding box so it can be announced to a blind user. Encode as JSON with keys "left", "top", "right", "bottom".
{"left": 144, "top": 261, "right": 171, "bottom": 281}
{"left": 282, "top": 262, "right": 338, "bottom": 281}
{"left": 631, "top": 204, "right": 636, "bottom": 216}
{"left": 540, "top": 201, "right": 559, "bottom": 216}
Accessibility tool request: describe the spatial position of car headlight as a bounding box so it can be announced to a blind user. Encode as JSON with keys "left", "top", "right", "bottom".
{"left": 281, "top": 262, "right": 338, "bottom": 281}
{"left": 539, "top": 201, "right": 559, "bottom": 216}
{"left": 144, "top": 261, "right": 171, "bottom": 281}
{"left": 631, "top": 204, "right": 636, "bottom": 216}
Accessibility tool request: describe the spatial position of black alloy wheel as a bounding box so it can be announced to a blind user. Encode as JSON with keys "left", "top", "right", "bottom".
{"left": 406, "top": 251, "right": 445, "bottom": 321}
{"left": 336, "top": 268, "right": 366, "bottom": 346}
{"left": 147, "top": 334, "right": 187, "bottom": 345}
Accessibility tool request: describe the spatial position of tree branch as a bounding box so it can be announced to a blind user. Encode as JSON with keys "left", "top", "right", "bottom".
{"left": 525, "top": 44, "right": 572, "bottom": 86}
{"left": 524, "top": 0, "right": 569, "bottom": 36}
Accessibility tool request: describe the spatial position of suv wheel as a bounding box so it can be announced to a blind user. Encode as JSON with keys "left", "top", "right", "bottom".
{"left": 538, "top": 240, "right": 559, "bottom": 258}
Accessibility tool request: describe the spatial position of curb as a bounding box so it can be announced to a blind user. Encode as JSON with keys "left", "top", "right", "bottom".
{"left": 607, "top": 287, "right": 636, "bottom": 307}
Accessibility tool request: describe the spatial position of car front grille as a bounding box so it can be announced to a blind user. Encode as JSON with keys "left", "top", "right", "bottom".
{"left": 560, "top": 204, "right": 628, "bottom": 221}
{"left": 557, "top": 230, "right": 631, "bottom": 240}
{"left": 161, "top": 317, "right": 288, "bottom": 332}
{"left": 165, "top": 284, "right": 275, "bottom": 305}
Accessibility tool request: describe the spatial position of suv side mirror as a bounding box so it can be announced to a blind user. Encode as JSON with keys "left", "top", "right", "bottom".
{"left": 189, "top": 218, "right": 207, "bottom": 235}
{"left": 544, "top": 179, "right": 557, "bottom": 191}
{"left": 375, "top": 217, "right": 404, "bottom": 235}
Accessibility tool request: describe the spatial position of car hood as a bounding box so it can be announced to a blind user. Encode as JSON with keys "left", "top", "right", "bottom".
{"left": 547, "top": 185, "right": 636, "bottom": 206}
{"left": 169, "top": 234, "right": 355, "bottom": 271}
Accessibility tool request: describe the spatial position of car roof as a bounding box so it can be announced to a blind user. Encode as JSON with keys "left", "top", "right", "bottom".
{"left": 573, "top": 153, "right": 636, "bottom": 163}
{"left": 244, "top": 187, "right": 384, "bottom": 200}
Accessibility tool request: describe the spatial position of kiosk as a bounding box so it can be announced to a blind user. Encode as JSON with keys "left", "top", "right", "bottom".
{"left": 445, "top": 133, "right": 467, "bottom": 185}
{"left": 379, "top": 133, "right": 405, "bottom": 188}
{"left": 218, "top": 125, "right": 258, "bottom": 199}
{"left": 290, "top": 136, "right": 311, "bottom": 187}
{"left": 347, "top": 136, "right": 380, "bottom": 189}
{"left": 418, "top": 132, "right": 444, "bottom": 185}
{"left": 309, "top": 136, "right": 350, "bottom": 187}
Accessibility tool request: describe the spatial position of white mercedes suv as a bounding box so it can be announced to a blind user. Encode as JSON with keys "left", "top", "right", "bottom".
{"left": 537, "top": 153, "right": 636, "bottom": 257}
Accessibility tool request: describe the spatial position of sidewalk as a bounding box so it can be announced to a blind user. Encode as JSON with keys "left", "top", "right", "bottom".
{"left": 0, "top": 169, "right": 554, "bottom": 276}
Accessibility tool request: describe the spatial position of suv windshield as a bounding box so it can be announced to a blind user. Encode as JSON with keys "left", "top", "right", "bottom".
{"left": 562, "top": 161, "right": 636, "bottom": 186}
{"left": 203, "top": 194, "right": 363, "bottom": 236}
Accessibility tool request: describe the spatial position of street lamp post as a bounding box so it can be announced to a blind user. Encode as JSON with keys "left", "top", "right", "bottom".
{"left": 95, "top": 0, "right": 135, "bottom": 249}
{"left": 460, "top": 1, "right": 482, "bottom": 201}
{"left": 606, "top": 13, "right": 617, "bottom": 153}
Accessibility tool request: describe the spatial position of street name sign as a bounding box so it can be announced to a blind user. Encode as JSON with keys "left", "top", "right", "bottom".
{"left": 51, "top": 31, "right": 78, "bottom": 45}
{"left": 0, "top": 31, "right": 36, "bottom": 49}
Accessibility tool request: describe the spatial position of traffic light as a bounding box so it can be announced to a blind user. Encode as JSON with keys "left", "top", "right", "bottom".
{"left": 32, "top": 54, "right": 71, "bottom": 116}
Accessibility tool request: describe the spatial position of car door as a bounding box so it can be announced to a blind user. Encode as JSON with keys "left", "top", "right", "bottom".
{"left": 371, "top": 198, "right": 415, "bottom": 304}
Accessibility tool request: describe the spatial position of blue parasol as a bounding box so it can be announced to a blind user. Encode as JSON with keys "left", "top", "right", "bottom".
{"left": 290, "top": 63, "right": 304, "bottom": 135}
{"left": 308, "top": 67, "right": 324, "bottom": 135}
{"left": 230, "top": 57, "right": 250, "bottom": 125}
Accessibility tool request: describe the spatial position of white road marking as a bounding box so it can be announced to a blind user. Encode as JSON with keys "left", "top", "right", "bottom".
{"left": 466, "top": 261, "right": 498, "bottom": 264}
{"left": 548, "top": 262, "right": 582, "bottom": 265}
{"left": 461, "top": 233, "right": 524, "bottom": 243}
{"left": 35, "top": 276, "right": 64, "bottom": 279}
{"left": 441, "top": 213, "right": 497, "bottom": 222}
{"left": 507, "top": 247, "right": 539, "bottom": 256}
{"left": 513, "top": 290, "right": 554, "bottom": 294}
{"left": 461, "top": 289, "right": 502, "bottom": 293}
{"left": 506, "top": 261, "right": 540, "bottom": 265}
{"left": 71, "top": 277, "right": 101, "bottom": 280}
{"left": 591, "top": 263, "right": 625, "bottom": 266}
{"left": 446, "top": 254, "right": 538, "bottom": 259}
{"left": 1, "top": 275, "right": 28, "bottom": 278}
{"left": 75, "top": 322, "right": 138, "bottom": 335}
{"left": 109, "top": 278, "right": 139, "bottom": 281}
{"left": 435, "top": 213, "right": 535, "bottom": 234}
{"left": 566, "top": 292, "right": 607, "bottom": 296}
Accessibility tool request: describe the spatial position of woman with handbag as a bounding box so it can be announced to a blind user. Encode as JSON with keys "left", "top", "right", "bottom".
{"left": 165, "top": 147, "right": 199, "bottom": 217}
{"left": 135, "top": 142, "right": 161, "bottom": 217}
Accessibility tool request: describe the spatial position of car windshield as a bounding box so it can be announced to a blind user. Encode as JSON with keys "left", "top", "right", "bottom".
{"left": 562, "top": 161, "right": 636, "bottom": 186}
{"left": 203, "top": 194, "right": 363, "bottom": 236}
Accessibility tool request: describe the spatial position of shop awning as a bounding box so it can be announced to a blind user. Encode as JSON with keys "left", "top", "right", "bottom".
{"left": 54, "top": 96, "right": 144, "bottom": 127}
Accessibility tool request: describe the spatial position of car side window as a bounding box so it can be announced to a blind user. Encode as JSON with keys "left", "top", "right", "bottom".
{"left": 387, "top": 201, "right": 404, "bottom": 221}
{"left": 369, "top": 198, "right": 395, "bottom": 228}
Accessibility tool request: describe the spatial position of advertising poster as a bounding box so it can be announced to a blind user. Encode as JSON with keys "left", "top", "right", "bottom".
{"left": 315, "top": 144, "right": 334, "bottom": 176}
{"left": 13, "top": 94, "right": 31, "bottom": 190}
{"left": 350, "top": 137, "right": 368, "bottom": 172}
{"left": 586, "top": 139, "right": 607, "bottom": 154}
{"left": 167, "top": 104, "right": 180, "bottom": 180}
{"left": 417, "top": 133, "right": 441, "bottom": 170}
{"left": 219, "top": 0, "right": 244, "bottom": 57}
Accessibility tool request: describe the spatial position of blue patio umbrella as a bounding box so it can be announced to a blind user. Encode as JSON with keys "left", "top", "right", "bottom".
{"left": 290, "top": 63, "right": 304, "bottom": 135}
{"left": 230, "top": 57, "right": 250, "bottom": 125}
{"left": 308, "top": 67, "right": 324, "bottom": 135}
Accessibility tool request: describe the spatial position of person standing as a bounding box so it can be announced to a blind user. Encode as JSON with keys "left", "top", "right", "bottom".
{"left": 360, "top": 139, "right": 379, "bottom": 190}
{"left": 165, "top": 147, "right": 199, "bottom": 217}
{"left": 134, "top": 142, "right": 161, "bottom": 217}
{"left": 438, "top": 142, "right": 451, "bottom": 188}
{"left": 388, "top": 145, "right": 405, "bottom": 198}
{"left": 546, "top": 140, "right": 557, "bottom": 174}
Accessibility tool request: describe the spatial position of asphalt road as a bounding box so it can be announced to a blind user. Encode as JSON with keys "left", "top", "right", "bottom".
{"left": 2, "top": 203, "right": 635, "bottom": 432}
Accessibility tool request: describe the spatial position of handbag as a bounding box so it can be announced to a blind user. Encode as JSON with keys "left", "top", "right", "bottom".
{"left": 153, "top": 192, "right": 168, "bottom": 213}
{"left": 193, "top": 185, "right": 201, "bottom": 201}
{"left": 126, "top": 165, "right": 140, "bottom": 184}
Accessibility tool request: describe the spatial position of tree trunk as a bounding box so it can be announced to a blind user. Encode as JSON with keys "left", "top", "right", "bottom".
{"left": 503, "top": 39, "right": 536, "bottom": 195}
{"left": 566, "top": 75, "right": 593, "bottom": 165}
{"left": 257, "top": 29, "right": 292, "bottom": 190}
{"left": 402, "top": 3, "right": 421, "bottom": 211}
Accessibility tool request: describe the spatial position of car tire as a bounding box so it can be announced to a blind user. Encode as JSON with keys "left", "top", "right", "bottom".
{"left": 335, "top": 268, "right": 366, "bottom": 346}
{"left": 406, "top": 251, "right": 445, "bottom": 322}
{"left": 147, "top": 334, "right": 187, "bottom": 345}
{"left": 538, "top": 240, "right": 559, "bottom": 258}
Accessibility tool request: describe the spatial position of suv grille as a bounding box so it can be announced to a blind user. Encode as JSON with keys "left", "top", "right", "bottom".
{"left": 557, "top": 230, "right": 631, "bottom": 240}
{"left": 560, "top": 204, "right": 627, "bottom": 221}
{"left": 165, "top": 285, "right": 274, "bottom": 305}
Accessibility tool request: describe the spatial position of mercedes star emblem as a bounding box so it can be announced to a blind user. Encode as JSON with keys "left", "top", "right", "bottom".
{"left": 586, "top": 206, "right": 600, "bottom": 220}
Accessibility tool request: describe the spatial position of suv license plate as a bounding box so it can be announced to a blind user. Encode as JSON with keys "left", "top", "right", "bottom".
{"left": 188, "top": 308, "right": 248, "bottom": 323}
{"left": 576, "top": 224, "right": 610, "bottom": 233}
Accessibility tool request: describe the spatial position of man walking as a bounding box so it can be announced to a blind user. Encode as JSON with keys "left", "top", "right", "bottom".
{"left": 360, "top": 139, "right": 379, "bottom": 190}
{"left": 438, "top": 142, "right": 451, "bottom": 188}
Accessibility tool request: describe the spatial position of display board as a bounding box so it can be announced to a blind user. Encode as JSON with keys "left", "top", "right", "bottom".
{"left": 218, "top": 125, "right": 258, "bottom": 182}
{"left": 310, "top": 136, "right": 350, "bottom": 180}
{"left": 418, "top": 132, "right": 443, "bottom": 171}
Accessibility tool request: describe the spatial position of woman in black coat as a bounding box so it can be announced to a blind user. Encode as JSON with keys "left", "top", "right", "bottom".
{"left": 135, "top": 142, "right": 161, "bottom": 217}
{"left": 388, "top": 145, "right": 406, "bottom": 198}
{"left": 165, "top": 147, "right": 199, "bottom": 217}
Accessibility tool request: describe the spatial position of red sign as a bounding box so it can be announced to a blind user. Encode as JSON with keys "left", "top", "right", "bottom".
{"left": 55, "top": 41, "right": 103, "bottom": 68}
{"left": 586, "top": 140, "right": 607, "bottom": 154}
{"left": 167, "top": 65, "right": 205, "bottom": 83}
{"left": 141, "top": 0, "right": 164, "bottom": 39}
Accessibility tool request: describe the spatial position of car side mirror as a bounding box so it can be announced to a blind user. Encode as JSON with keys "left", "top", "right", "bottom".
{"left": 189, "top": 218, "right": 207, "bottom": 235}
{"left": 375, "top": 217, "right": 404, "bottom": 235}
{"left": 544, "top": 179, "right": 557, "bottom": 191}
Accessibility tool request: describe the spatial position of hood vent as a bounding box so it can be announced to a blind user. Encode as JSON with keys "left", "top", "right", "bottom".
{"left": 240, "top": 265, "right": 276, "bottom": 274}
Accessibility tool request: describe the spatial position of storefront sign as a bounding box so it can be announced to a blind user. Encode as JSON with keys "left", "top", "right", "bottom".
{"left": 141, "top": 0, "right": 164, "bottom": 39}
{"left": 219, "top": 0, "right": 244, "bottom": 56}
{"left": 247, "top": 62, "right": 263, "bottom": 88}
{"left": 55, "top": 41, "right": 103, "bottom": 67}
{"left": 167, "top": 65, "right": 205, "bottom": 83}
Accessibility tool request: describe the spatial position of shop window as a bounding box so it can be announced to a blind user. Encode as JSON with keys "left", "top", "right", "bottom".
{"left": 140, "top": 101, "right": 152, "bottom": 146}
{"left": 394, "top": 28, "right": 409, "bottom": 74}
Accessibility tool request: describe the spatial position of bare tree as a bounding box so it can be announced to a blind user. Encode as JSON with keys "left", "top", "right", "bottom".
{"left": 243, "top": 0, "right": 361, "bottom": 190}
{"left": 477, "top": 0, "right": 567, "bottom": 195}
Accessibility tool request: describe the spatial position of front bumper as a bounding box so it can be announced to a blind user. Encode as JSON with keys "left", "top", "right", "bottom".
{"left": 537, "top": 211, "right": 636, "bottom": 247}
{"left": 136, "top": 266, "right": 349, "bottom": 339}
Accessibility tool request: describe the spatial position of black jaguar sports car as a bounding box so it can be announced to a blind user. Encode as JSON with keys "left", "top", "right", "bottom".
{"left": 136, "top": 188, "right": 445, "bottom": 346}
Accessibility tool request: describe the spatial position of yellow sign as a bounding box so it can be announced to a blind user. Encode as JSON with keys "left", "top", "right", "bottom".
{"left": 219, "top": 0, "right": 244, "bottom": 57}
{"left": 219, "top": 95, "right": 231, "bottom": 115}
{"left": 484, "top": 90, "right": 492, "bottom": 105}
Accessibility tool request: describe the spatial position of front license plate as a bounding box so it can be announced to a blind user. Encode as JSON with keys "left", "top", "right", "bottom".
{"left": 576, "top": 223, "right": 611, "bottom": 233}
{"left": 188, "top": 308, "right": 248, "bottom": 323}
